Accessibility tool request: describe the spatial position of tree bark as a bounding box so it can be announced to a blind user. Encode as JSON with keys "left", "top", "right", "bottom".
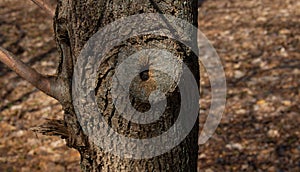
{"left": 51, "top": 0, "right": 199, "bottom": 171}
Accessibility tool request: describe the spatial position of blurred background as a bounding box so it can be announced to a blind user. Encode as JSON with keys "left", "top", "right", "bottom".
{"left": 0, "top": 0, "right": 299, "bottom": 171}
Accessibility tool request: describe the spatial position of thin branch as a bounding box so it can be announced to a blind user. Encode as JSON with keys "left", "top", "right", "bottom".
{"left": 0, "top": 47, "right": 61, "bottom": 100}
{"left": 30, "top": 0, "right": 55, "bottom": 18}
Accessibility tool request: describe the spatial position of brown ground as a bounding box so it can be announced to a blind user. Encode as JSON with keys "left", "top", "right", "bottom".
{"left": 0, "top": 0, "right": 299, "bottom": 171}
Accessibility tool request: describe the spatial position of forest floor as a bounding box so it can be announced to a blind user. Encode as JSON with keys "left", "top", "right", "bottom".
{"left": 0, "top": 0, "right": 299, "bottom": 171}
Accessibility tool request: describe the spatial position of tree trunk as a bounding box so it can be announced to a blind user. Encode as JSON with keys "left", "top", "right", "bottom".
{"left": 52, "top": 0, "right": 199, "bottom": 171}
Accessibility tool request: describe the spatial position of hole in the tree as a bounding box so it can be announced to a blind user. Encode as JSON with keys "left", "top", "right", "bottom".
{"left": 139, "top": 69, "right": 150, "bottom": 81}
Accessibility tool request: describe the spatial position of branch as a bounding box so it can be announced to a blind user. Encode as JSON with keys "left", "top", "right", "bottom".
{"left": 30, "top": 0, "right": 55, "bottom": 18}
{"left": 0, "top": 47, "right": 65, "bottom": 102}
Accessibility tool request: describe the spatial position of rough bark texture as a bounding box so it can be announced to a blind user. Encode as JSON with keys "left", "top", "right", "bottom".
{"left": 53, "top": 0, "right": 199, "bottom": 171}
